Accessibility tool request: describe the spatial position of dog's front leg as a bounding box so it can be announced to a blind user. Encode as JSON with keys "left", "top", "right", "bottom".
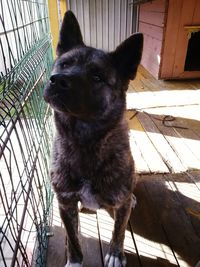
{"left": 105, "top": 196, "right": 134, "bottom": 267}
{"left": 59, "top": 202, "right": 83, "bottom": 267}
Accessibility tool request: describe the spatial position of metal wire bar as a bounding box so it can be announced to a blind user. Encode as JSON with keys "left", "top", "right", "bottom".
{"left": 0, "top": 0, "right": 53, "bottom": 266}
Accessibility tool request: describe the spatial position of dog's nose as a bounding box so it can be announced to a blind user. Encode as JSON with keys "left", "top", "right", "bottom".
{"left": 50, "top": 74, "right": 68, "bottom": 89}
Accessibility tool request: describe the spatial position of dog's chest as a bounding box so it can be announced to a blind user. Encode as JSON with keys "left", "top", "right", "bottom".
{"left": 79, "top": 183, "right": 100, "bottom": 211}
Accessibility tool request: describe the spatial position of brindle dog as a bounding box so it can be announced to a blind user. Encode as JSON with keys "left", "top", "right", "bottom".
{"left": 44, "top": 11, "right": 143, "bottom": 267}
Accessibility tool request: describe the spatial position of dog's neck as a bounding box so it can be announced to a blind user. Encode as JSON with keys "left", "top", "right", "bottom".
{"left": 54, "top": 111, "right": 124, "bottom": 145}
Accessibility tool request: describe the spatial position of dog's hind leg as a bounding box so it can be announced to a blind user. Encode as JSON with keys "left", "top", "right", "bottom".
{"left": 59, "top": 202, "right": 83, "bottom": 267}
{"left": 105, "top": 196, "right": 134, "bottom": 267}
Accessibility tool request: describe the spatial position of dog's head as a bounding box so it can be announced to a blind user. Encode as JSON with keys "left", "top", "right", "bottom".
{"left": 44, "top": 11, "right": 143, "bottom": 121}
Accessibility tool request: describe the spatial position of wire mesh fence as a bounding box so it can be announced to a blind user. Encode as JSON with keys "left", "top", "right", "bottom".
{"left": 0, "top": 0, "right": 54, "bottom": 266}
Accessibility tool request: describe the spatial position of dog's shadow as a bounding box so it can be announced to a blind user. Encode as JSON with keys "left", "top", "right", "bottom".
{"left": 46, "top": 174, "right": 200, "bottom": 267}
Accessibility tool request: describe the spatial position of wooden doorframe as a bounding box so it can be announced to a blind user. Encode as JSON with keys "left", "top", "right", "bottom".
{"left": 159, "top": 0, "right": 200, "bottom": 79}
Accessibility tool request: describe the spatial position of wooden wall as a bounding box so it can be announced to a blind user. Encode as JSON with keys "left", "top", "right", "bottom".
{"left": 138, "top": 0, "right": 167, "bottom": 78}
{"left": 160, "top": 0, "right": 200, "bottom": 79}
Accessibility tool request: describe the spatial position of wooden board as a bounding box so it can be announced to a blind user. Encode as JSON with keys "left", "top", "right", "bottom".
{"left": 79, "top": 211, "right": 104, "bottom": 267}
{"left": 172, "top": 0, "right": 197, "bottom": 77}
{"left": 149, "top": 114, "right": 200, "bottom": 171}
{"left": 96, "top": 209, "right": 141, "bottom": 267}
{"left": 129, "top": 130, "right": 151, "bottom": 174}
{"left": 133, "top": 174, "right": 200, "bottom": 266}
{"left": 46, "top": 226, "right": 66, "bottom": 267}
{"left": 130, "top": 178, "right": 179, "bottom": 266}
{"left": 160, "top": 0, "right": 200, "bottom": 79}
{"left": 128, "top": 111, "right": 169, "bottom": 173}
{"left": 138, "top": 0, "right": 167, "bottom": 78}
{"left": 163, "top": 173, "right": 200, "bottom": 266}
{"left": 140, "top": 0, "right": 167, "bottom": 13}
{"left": 136, "top": 112, "right": 186, "bottom": 173}
{"left": 46, "top": 172, "right": 200, "bottom": 267}
{"left": 159, "top": 0, "right": 182, "bottom": 78}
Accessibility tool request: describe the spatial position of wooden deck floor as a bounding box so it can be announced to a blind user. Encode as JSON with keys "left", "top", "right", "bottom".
{"left": 127, "top": 66, "right": 200, "bottom": 174}
{"left": 46, "top": 67, "right": 200, "bottom": 267}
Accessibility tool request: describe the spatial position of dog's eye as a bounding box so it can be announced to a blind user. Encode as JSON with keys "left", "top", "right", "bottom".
{"left": 61, "top": 62, "right": 68, "bottom": 68}
{"left": 92, "top": 75, "right": 102, "bottom": 82}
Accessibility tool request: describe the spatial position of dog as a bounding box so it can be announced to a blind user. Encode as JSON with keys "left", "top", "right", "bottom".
{"left": 44, "top": 10, "right": 143, "bottom": 267}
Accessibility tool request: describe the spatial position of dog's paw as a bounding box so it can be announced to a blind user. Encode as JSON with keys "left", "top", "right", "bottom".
{"left": 105, "top": 253, "right": 127, "bottom": 267}
{"left": 65, "top": 261, "right": 83, "bottom": 267}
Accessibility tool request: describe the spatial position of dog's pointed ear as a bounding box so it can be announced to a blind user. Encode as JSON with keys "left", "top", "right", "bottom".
{"left": 111, "top": 33, "right": 143, "bottom": 80}
{"left": 56, "top": 11, "right": 84, "bottom": 56}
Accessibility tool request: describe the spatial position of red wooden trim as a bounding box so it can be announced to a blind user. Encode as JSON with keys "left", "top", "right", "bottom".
{"left": 172, "top": 0, "right": 196, "bottom": 77}
{"left": 159, "top": 0, "right": 183, "bottom": 79}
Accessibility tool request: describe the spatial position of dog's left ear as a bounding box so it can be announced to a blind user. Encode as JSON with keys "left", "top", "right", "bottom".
{"left": 111, "top": 33, "right": 143, "bottom": 80}
{"left": 56, "top": 11, "right": 84, "bottom": 56}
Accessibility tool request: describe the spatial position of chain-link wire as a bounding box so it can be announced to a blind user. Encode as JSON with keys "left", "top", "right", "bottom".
{"left": 0, "top": 1, "right": 54, "bottom": 266}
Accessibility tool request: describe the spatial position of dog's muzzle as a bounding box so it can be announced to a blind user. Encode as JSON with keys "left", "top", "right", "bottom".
{"left": 49, "top": 74, "right": 69, "bottom": 90}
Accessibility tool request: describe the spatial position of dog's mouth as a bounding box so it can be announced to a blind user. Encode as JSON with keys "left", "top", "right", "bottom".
{"left": 43, "top": 91, "right": 97, "bottom": 120}
{"left": 43, "top": 92, "right": 58, "bottom": 103}
{"left": 43, "top": 81, "right": 109, "bottom": 120}
{"left": 43, "top": 86, "right": 70, "bottom": 113}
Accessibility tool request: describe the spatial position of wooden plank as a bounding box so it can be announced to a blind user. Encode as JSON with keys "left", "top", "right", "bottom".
{"left": 139, "top": 22, "right": 163, "bottom": 41}
{"left": 127, "top": 80, "right": 200, "bottom": 111}
{"left": 142, "top": 35, "right": 162, "bottom": 55}
{"left": 172, "top": 127, "right": 200, "bottom": 163}
{"left": 160, "top": 0, "right": 200, "bottom": 79}
{"left": 79, "top": 211, "right": 104, "bottom": 267}
{"left": 47, "top": 207, "right": 103, "bottom": 267}
{"left": 139, "top": 9, "right": 165, "bottom": 27}
{"left": 127, "top": 87, "right": 200, "bottom": 112}
{"left": 96, "top": 209, "right": 140, "bottom": 267}
{"left": 172, "top": 0, "right": 196, "bottom": 77}
{"left": 141, "top": 56, "right": 160, "bottom": 79}
{"left": 137, "top": 112, "right": 186, "bottom": 173}
{"left": 140, "top": 0, "right": 167, "bottom": 13}
{"left": 142, "top": 105, "right": 200, "bottom": 125}
{"left": 136, "top": 174, "right": 200, "bottom": 267}
{"left": 126, "top": 111, "right": 150, "bottom": 173}
{"left": 163, "top": 173, "right": 200, "bottom": 266}
{"left": 130, "top": 177, "right": 179, "bottom": 266}
{"left": 129, "top": 131, "right": 151, "bottom": 174}
{"left": 177, "top": 71, "right": 200, "bottom": 80}
{"left": 187, "top": 171, "right": 200, "bottom": 189}
{"left": 140, "top": 33, "right": 162, "bottom": 78}
{"left": 150, "top": 116, "right": 200, "bottom": 171}
{"left": 159, "top": 0, "right": 183, "bottom": 79}
{"left": 126, "top": 91, "right": 159, "bottom": 114}
{"left": 128, "top": 112, "right": 169, "bottom": 173}
{"left": 46, "top": 226, "right": 66, "bottom": 267}
{"left": 192, "top": 0, "right": 200, "bottom": 24}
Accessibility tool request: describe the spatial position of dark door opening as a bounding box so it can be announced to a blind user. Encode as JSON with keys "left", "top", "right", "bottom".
{"left": 184, "top": 31, "right": 200, "bottom": 71}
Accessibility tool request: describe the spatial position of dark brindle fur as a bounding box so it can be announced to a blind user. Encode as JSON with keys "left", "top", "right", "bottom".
{"left": 44, "top": 11, "right": 143, "bottom": 267}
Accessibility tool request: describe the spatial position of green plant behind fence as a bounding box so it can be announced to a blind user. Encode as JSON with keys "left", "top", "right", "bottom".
{"left": 0, "top": 0, "right": 54, "bottom": 266}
